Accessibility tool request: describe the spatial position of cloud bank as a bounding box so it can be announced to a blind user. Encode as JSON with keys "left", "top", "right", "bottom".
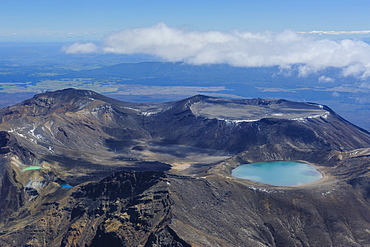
{"left": 64, "top": 23, "right": 370, "bottom": 78}
{"left": 299, "top": 30, "right": 370, "bottom": 35}
{"left": 62, "top": 42, "right": 99, "bottom": 54}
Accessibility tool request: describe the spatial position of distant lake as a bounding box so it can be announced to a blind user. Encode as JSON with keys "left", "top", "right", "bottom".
{"left": 232, "top": 161, "right": 322, "bottom": 186}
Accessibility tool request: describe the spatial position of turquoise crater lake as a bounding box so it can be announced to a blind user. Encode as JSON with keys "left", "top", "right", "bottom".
{"left": 232, "top": 161, "right": 322, "bottom": 186}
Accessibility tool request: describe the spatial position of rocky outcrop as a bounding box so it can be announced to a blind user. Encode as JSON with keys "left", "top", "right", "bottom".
{"left": 0, "top": 171, "right": 190, "bottom": 247}
{"left": 0, "top": 131, "right": 40, "bottom": 222}
{"left": 168, "top": 170, "right": 370, "bottom": 247}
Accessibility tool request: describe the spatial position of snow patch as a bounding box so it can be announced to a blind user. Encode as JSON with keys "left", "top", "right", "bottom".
{"left": 123, "top": 106, "right": 140, "bottom": 112}
{"left": 291, "top": 111, "right": 329, "bottom": 121}
{"left": 221, "top": 118, "right": 259, "bottom": 125}
{"left": 248, "top": 186, "right": 285, "bottom": 194}
{"left": 140, "top": 111, "right": 161, "bottom": 116}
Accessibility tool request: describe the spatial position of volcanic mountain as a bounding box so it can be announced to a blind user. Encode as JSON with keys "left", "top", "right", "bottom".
{"left": 0, "top": 88, "right": 370, "bottom": 246}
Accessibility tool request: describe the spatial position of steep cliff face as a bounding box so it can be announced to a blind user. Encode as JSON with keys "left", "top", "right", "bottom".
{"left": 0, "top": 171, "right": 190, "bottom": 247}
{"left": 0, "top": 166, "right": 24, "bottom": 223}
{"left": 168, "top": 167, "right": 370, "bottom": 247}
{"left": 0, "top": 131, "right": 39, "bottom": 222}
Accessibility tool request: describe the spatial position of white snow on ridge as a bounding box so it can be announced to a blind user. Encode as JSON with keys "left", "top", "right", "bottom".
{"left": 291, "top": 111, "right": 329, "bottom": 121}
{"left": 123, "top": 106, "right": 140, "bottom": 112}
{"left": 222, "top": 118, "right": 259, "bottom": 124}
{"left": 216, "top": 110, "right": 329, "bottom": 124}
{"left": 140, "top": 111, "right": 161, "bottom": 116}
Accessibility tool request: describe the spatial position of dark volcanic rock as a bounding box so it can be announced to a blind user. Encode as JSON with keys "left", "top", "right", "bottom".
{"left": 146, "top": 96, "right": 370, "bottom": 153}
{"left": 0, "top": 171, "right": 190, "bottom": 247}
{"left": 168, "top": 173, "right": 370, "bottom": 246}
{"left": 0, "top": 89, "right": 370, "bottom": 246}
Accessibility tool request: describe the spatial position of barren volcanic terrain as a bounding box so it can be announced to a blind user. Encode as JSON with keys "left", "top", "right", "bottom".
{"left": 1, "top": 88, "right": 370, "bottom": 246}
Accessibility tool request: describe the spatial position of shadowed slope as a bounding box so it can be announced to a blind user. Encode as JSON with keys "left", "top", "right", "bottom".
{"left": 0, "top": 89, "right": 370, "bottom": 246}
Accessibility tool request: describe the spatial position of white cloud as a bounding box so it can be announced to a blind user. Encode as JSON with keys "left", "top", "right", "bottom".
{"left": 63, "top": 23, "right": 370, "bottom": 78}
{"left": 299, "top": 30, "right": 370, "bottom": 35}
{"left": 62, "top": 42, "right": 99, "bottom": 54}
{"left": 318, "top": 76, "right": 334, "bottom": 83}
{"left": 360, "top": 81, "right": 370, "bottom": 89}
{"left": 332, "top": 91, "right": 340, "bottom": 97}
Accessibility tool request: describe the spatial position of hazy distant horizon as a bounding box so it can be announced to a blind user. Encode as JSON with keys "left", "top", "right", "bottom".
{"left": 2, "top": 0, "right": 370, "bottom": 42}
{"left": 1, "top": 1, "right": 370, "bottom": 130}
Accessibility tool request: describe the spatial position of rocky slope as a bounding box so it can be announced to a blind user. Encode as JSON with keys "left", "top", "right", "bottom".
{"left": 0, "top": 88, "right": 370, "bottom": 246}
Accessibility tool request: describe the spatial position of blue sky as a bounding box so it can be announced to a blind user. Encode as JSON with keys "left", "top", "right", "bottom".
{"left": 3, "top": 0, "right": 370, "bottom": 79}
{"left": 1, "top": 0, "right": 370, "bottom": 42}
{"left": 1, "top": 0, "right": 370, "bottom": 130}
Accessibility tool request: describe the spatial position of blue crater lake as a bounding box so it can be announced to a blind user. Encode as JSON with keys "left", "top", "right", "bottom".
{"left": 232, "top": 161, "right": 322, "bottom": 186}
{"left": 60, "top": 184, "right": 73, "bottom": 189}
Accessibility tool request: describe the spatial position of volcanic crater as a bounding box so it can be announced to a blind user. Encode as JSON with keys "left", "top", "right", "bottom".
{"left": 0, "top": 88, "right": 370, "bottom": 246}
